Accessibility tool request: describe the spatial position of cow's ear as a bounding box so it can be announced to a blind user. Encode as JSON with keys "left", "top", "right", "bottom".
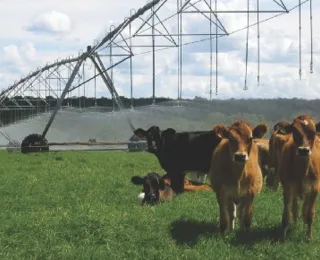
{"left": 131, "top": 176, "right": 144, "bottom": 185}
{"left": 165, "top": 128, "right": 176, "bottom": 135}
{"left": 316, "top": 122, "right": 320, "bottom": 132}
{"left": 162, "top": 128, "right": 176, "bottom": 139}
{"left": 134, "top": 128, "right": 147, "bottom": 138}
{"left": 278, "top": 124, "right": 293, "bottom": 135}
{"left": 213, "top": 124, "right": 228, "bottom": 139}
{"left": 252, "top": 123, "right": 268, "bottom": 139}
{"left": 278, "top": 127, "right": 288, "bottom": 134}
{"left": 273, "top": 121, "right": 291, "bottom": 133}
{"left": 153, "top": 126, "right": 161, "bottom": 132}
{"left": 162, "top": 173, "right": 171, "bottom": 186}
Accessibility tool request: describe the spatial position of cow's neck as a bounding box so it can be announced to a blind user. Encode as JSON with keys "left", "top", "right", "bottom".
{"left": 231, "top": 163, "right": 246, "bottom": 179}
{"left": 295, "top": 155, "right": 311, "bottom": 175}
{"left": 153, "top": 140, "right": 168, "bottom": 166}
{"left": 159, "top": 185, "right": 173, "bottom": 201}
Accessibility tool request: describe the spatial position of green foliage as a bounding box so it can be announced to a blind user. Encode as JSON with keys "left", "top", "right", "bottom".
{"left": 1, "top": 150, "right": 320, "bottom": 259}
{"left": 2, "top": 97, "right": 320, "bottom": 129}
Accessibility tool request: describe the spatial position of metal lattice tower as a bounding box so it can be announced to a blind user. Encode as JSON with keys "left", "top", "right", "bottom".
{"left": 0, "top": 0, "right": 314, "bottom": 141}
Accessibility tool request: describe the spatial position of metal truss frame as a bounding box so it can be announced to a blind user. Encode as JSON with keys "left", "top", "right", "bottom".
{"left": 0, "top": 0, "right": 314, "bottom": 142}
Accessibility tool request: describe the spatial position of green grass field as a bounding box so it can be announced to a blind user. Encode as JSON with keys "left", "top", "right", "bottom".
{"left": 1, "top": 150, "right": 320, "bottom": 259}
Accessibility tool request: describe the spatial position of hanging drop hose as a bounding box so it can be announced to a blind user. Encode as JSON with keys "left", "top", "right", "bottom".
{"left": 90, "top": 54, "right": 136, "bottom": 132}
{"left": 310, "top": 0, "right": 313, "bottom": 74}
{"left": 298, "top": 0, "right": 302, "bottom": 80}
{"left": 257, "top": 0, "right": 260, "bottom": 85}
{"left": 244, "top": 0, "right": 250, "bottom": 90}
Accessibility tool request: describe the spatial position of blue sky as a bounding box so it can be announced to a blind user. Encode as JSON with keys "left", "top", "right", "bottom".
{"left": 0, "top": 0, "right": 319, "bottom": 100}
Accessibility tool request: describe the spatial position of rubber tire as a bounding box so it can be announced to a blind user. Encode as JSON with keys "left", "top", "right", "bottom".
{"left": 21, "top": 133, "right": 49, "bottom": 153}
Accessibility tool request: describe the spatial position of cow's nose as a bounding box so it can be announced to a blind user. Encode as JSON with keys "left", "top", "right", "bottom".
{"left": 145, "top": 196, "right": 157, "bottom": 205}
{"left": 233, "top": 152, "right": 248, "bottom": 162}
{"left": 297, "top": 146, "right": 311, "bottom": 156}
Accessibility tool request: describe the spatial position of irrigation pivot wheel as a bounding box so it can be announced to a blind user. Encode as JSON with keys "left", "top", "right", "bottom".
{"left": 21, "top": 133, "right": 49, "bottom": 153}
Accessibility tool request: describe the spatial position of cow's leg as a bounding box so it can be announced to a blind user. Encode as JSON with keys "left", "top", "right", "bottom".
{"left": 273, "top": 167, "right": 281, "bottom": 190}
{"left": 267, "top": 157, "right": 280, "bottom": 190}
{"left": 292, "top": 195, "right": 299, "bottom": 226}
{"left": 273, "top": 152, "right": 283, "bottom": 190}
{"left": 236, "top": 199, "right": 243, "bottom": 225}
{"left": 282, "top": 185, "right": 293, "bottom": 239}
{"left": 169, "top": 172, "right": 186, "bottom": 194}
{"left": 184, "top": 182, "right": 212, "bottom": 192}
{"left": 302, "top": 194, "right": 308, "bottom": 226}
{"left": 216, "top": 191, "right": 229, "bottom": 233}
{"left": 227, "top": 199, "right": 236, "bottom": 230}
{"left": 267, "top": 166, "right": 280, "bottom": 190}
{"left": 261, "top": 166, "right": 269, "bottom": 179}
{"left": 239, "top": 194, "right": 254, "bottom": 231}
{"left": 303, "top": 191, "right": 318, "bottom": 241}
{"left": 265, "top": 167, "right": 275, "bottom": 189}
{"left": 238, "top": 199, "right": 244, "bottom": 229}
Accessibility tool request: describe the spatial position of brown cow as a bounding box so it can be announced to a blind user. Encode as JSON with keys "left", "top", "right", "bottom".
{"left": 278, "top": 115, "right": 320, "bottom": 241}
{"left": 132, "top": 172, "right": 212, "bottom": 205}
{"left": 266, "top": 121, "right": 292, "bottom": 190}
{"left": 268, "top": 119, "right": 320, "bottom": 190}
{"left": 254, "top": 138, "right": 270, "bottom": 178}
{"left": 167, "top": 176, "right": 212, "bottom": 192}
{"left": 209, "top": 120, "right": 268, "bottom": 232}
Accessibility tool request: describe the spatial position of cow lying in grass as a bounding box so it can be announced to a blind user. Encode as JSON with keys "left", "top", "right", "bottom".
{"left": 209, "top": 120, "right": 268, "bottom": 233}
{"left": 278, "top": 115, "right": 320, "bottom": 241}
{"left": 163, "top": 173, "right": 212, "bottom": 192}
{"left": 133, "top": 125, "right": 226, "bottom": 194}
{"left": 131, "top": 172, "right": 174, "bottom": 205}
{"left": 131, "top": 172, "right": 212, "bottom": 205}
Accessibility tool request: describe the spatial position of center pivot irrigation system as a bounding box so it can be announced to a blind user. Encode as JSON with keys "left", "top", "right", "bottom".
{"left": 0, "top": 0, "right": 314, "bottom": 152}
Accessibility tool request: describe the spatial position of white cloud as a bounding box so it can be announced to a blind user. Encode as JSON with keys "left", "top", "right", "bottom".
{"left": 21, "top": 42, "right": 37, "bottom": 61}
{"left": 27, "top": 10, "right": 72, "bottom": 34}
{"left": 3, "top": 45, "right": 23, "bottom": 66}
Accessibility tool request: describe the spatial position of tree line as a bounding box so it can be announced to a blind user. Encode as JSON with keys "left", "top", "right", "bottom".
{"left": 0, "top": 95, "right": 319, "bottom": 127}
{"left": 0, "top": 96, "right": 171, "bottom": 126}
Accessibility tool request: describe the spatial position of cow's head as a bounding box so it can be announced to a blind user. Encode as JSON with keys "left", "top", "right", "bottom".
{"left": 131, "top": 172, "right": 167, "bottom": 205}
{"left": 279, "top": 115, "right": 317, "bottom": 157}
{"left": 224, "top": 120, "right": 268, "bottom": 164}
{"left": 134, "top": 126, "right": 165, "bottom": 153}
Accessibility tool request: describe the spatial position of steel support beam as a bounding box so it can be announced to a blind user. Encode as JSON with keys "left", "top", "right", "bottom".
{"left": 0, "top": 0, "right": 312, "bottom": 130}
{"left": 90, "top": 54, "right": 135, "bottom": 132}
{"left": 42, "top": 58, "right": 85, "bottom": 138}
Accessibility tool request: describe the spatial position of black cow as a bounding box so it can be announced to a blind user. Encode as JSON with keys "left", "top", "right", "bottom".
{"left": 133, "top": 125, "right": 226, "bottom": 194}
{"left": 131, "top": 172, "right": 174, "bottom": 205}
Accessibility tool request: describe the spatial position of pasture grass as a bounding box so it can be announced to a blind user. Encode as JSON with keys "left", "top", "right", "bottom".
{"left": 1, "top": 150, "right": 320, "bottom": 259}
